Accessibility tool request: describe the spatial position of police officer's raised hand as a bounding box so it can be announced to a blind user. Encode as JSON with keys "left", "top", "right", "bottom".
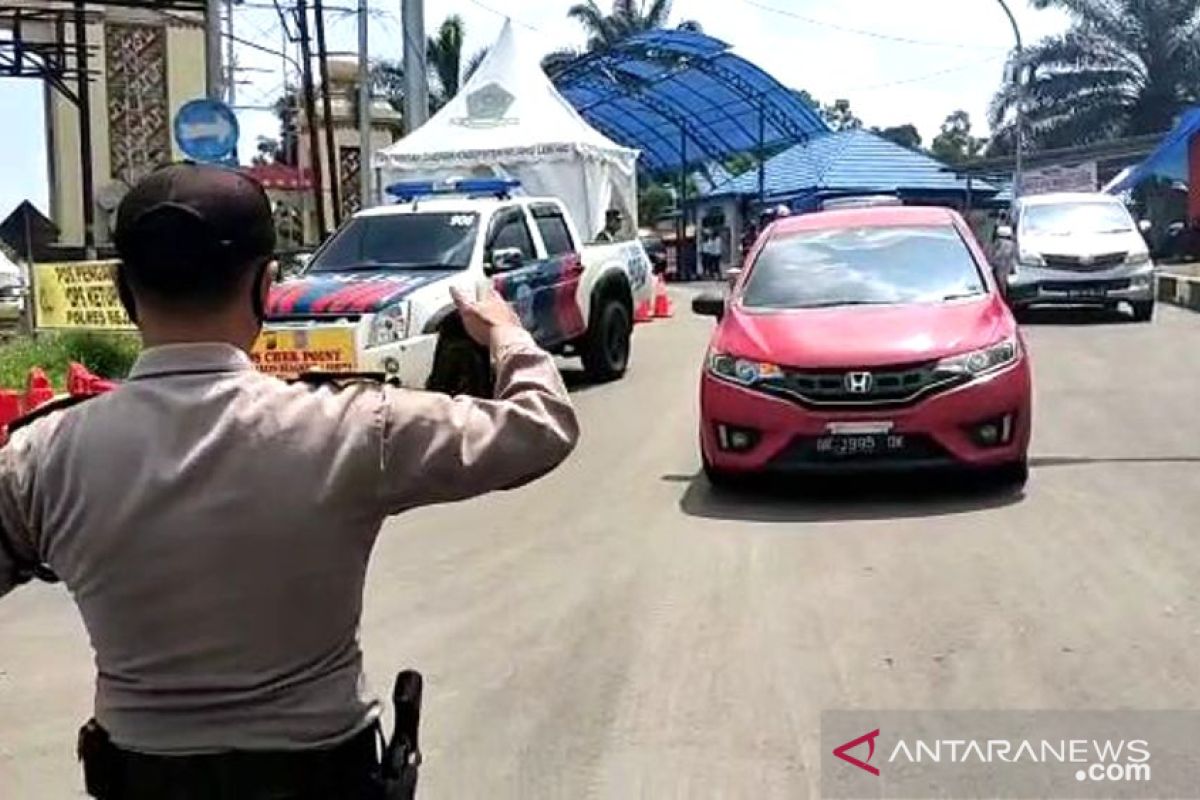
{"left": 450, "top": 284, "right": 524, "bottom": 347}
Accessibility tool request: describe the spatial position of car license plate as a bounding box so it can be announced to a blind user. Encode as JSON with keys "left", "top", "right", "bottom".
{"left": 250, "top": 327, "right": 358, "bottom": 379}
{"left": 1067, "top": 286, "right": 1106, "bottom": 299}
{"left": 815, "top": 433, "right": 906, "bottom": 457}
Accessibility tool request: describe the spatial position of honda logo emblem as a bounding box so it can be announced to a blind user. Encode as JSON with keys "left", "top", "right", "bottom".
{"left": 844, "top": 371, "right": 874, "bottom": 394}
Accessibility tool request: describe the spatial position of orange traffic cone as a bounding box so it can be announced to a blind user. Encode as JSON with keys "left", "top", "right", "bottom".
{"left": 634, "top": 297, "right": 654, "bottom": 323}
{"left": 67, "top": 362, "right": 117, "bottom": 396}
{"left": 653, "top": 275, "right": 674, "bottom": 318}
{"left": 23, "top": 367, "right": 55, "bottom": 413}
{"left": 0, "top": 390, "right": 22, "bottom": 434}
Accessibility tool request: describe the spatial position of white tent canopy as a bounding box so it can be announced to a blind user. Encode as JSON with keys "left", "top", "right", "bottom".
{"left": 374, "top": 21, "right": 639, "bottom": 240}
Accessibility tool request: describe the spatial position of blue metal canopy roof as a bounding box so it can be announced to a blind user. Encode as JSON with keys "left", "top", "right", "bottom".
{"left": 553, "top": 30, "right": 830, "bottom": 173}
{"left": 1105, "top": 108, "right": 1200, "bottom": 195}
{"left": 702, "top": 129, "right": 998, "bottom": 204}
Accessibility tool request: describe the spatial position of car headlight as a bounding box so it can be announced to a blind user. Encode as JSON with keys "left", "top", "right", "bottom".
{"left": 1126, "top": 251, "right": 1152, "bottom": 267}
{"left": 1018, "top": 250, "right": 1045, "bottom": 268}
{"left": 367, "top": 303, "right": 409, "bottom": 348}
{"left": 1130, "top": 272, "right": 1154, "bottom": 289}
{"left": 934, "top": 336, "right": 1020, "bottom": 378}
{"left": 707, "top": 352, "right": 784, "bottom": 385}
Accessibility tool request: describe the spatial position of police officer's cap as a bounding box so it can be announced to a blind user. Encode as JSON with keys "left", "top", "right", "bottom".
{"left": 115, "top": 162, "right": 276, "bottom": 271}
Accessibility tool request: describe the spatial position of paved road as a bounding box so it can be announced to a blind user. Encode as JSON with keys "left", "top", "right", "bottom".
{"left": 3, "top": 289, "right": 1200, "bottom": 798}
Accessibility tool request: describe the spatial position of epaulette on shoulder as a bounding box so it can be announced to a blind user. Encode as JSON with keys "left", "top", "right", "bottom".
{"left": 6, "top": 393, "right": 96, "bottom": 436}
{"left": 289, "top": 371, "right": 393, "bottom": 391}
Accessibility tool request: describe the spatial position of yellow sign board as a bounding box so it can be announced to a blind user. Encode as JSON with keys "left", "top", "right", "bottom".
{"left": 250, "top": 327, "right": 358, "bottom": 379}
{"left": 32, "top": 260, "right": 135, "bottom": 331}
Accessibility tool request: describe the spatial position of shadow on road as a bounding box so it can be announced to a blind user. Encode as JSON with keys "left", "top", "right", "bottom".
{"left": 1017, "top": 307, "right": 1135, "bottom": 326}
{"left": 669, "top": 471, "right": 1024, "bottom": 524}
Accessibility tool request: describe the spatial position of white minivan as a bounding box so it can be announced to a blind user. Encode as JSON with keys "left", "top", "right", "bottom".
{"left": 996, "top": 192, "right": 1155, "bottom": 321}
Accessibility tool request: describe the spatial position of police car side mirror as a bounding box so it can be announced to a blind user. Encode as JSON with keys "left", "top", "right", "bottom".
{"left": 995, "top": 225, "right": 1013, "bottom": 241}
{"left": 487, "top": 248, "right": 523, "bottom": 274}
{"left": 692, "top": 291, "right": 726, "bottom": 320}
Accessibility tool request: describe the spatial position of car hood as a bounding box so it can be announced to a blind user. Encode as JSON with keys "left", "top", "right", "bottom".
{"left": 267, "top": 270, "right": 454, "bottom": 317}
{"left": 716, "top": 296, "right": 1012, "bottom": 368}
{"left": 1022, "top": 229, "right": 1146, "bottom": 258}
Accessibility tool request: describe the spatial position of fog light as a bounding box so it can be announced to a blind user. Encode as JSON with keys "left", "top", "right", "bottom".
{"left": 383, "top": 357, "right": 401, "bottom": 374}
{"left": 716, "top": 423, "right": 760, "bottom": 453}
{"left": 970, "top": 414, "right": 1014, "bottom": 448}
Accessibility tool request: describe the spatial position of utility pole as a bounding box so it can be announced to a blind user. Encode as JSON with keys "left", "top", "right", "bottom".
{"left": 313, "top": 0, "right": 342, "bottom": 225}
{"left": 295, "top": 0, "right": 328, "bottom": 240}
{"left": 205, "top": 0, "right": 223, "bottom": 100}
{"left": 401, "top": 0, "right": 428, "bottom": 133}
{"left": 73, "top": 0, "right": 95, "bottom": 258}
{"left": 357, "top": 0, "right": 372, "bottom": 208}
{"left": 224, "top": 0, "right": 236, "bottom": 106}
{"left": 996, "top": 0, "right": 1024, "bottom": 201}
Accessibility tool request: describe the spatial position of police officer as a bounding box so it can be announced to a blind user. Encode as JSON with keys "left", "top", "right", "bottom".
{"left": 0, "top": 163, "right": 579, "bottom": 798}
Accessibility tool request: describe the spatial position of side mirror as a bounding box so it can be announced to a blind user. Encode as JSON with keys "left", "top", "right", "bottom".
{"left": 1139, "top": 219, "right": 1153, "bottom": 233}
{"left": 488, "top": 247, "right": 523, "bottom": 273}
{"left": 692, "top": 291, "right": 726, "bottom": 320}
{"left": 724, "top": 267, "right": 742, "bottom": 286}
{"left": 995, "top": 225, "right": 1013, "bottom": 240}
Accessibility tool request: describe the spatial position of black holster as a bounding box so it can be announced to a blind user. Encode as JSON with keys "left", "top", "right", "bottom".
{"left": 380, "top": 670, "right": 423, "bottom": 800}
{"left": 77, "top": 719, "right": 119, "bottom": 799}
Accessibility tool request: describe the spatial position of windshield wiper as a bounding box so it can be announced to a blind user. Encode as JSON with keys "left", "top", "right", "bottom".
{"left": 941, "top": 291, "right": 984, "bottom": 301}
{"left": 798, "top": 299, "right": 895, "bottom": 309}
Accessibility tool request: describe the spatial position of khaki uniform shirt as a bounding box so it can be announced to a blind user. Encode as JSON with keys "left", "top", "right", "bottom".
{"left": 0, "top": 328, "right": 577, "bottom": 754}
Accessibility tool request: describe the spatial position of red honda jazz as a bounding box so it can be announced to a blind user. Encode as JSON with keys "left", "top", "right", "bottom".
{"left": 694, "top": 206, "right": 1032, "bottom": 487}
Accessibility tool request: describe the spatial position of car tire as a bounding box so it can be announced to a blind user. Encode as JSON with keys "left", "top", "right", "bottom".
{"left": 990, "top": 459, "right": 1029, "bottom": 489}
{"left": 1130, "top": 300, "right": 1155, "bottom": 323}
{"left": 581, "top": 296, "right": 632, "bottom": 382}
{"left": 426, "top": 319, "right": 492, "bottom": 397}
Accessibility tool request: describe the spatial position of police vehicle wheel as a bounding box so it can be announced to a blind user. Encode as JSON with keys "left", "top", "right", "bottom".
{"left": 1130, "top": 301, "right": 1154, "bottom": 323}
{"left": 581, "top": 298, "right": 631, "bottom": 382}
{"left": 427, "top": 334, "right": 492, "bottom": 397}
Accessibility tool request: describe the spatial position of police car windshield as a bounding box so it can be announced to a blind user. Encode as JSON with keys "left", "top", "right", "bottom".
{"left": 742, "top": 225, "right": 986, "bottom": 309}
{"left": 308, "top": 213, "right": 480, "bottom": 272}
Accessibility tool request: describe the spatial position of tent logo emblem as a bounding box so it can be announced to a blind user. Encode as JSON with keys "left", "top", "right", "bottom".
{"left": 456, "top": 82, "right": 517, "bottom": 128}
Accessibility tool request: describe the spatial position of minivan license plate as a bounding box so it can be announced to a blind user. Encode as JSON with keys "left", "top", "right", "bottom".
{"left": 815, "top": 434, "right": 906, "bottom": 457}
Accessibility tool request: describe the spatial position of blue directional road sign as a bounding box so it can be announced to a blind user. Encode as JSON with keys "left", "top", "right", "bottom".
{"left": 173, "top": 99, "right": 240, "bottom": 162}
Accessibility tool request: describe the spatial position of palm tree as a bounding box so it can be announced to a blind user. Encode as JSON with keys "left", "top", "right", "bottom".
{"left": 989, "top": 0, "right": 1200, "bottom": 151}
{"left": 545, "top": 0, "right": 702, "bottom": 77}
{"left": 427, "top": 15, "right": 466, "bottom": 107}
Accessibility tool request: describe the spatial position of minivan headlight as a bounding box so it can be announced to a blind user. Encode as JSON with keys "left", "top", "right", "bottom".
{"left": 367, "top": 303, "right": 409, "bottom": 347}
{"left": 1126, "top": 250, "right": 1152, "bottom": 267}
{"left": 934, "top": 336, "right": 1020, "bottom": 378}
{"left": 708, "top": 352, "right": 784, "bottom": 385}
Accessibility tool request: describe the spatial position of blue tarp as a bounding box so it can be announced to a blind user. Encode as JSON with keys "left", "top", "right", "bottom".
{"left": 1105, "top": 108, "right": 1200, "bottom": 194}
{"left": 700, "top": 129, "right": 997, "bottom": 204}
{"left": 553, "top": 30, "right": 830, "bottom": 172}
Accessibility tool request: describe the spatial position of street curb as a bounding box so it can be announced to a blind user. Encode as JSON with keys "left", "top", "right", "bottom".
{"left": 1157, "top": 273, "right": 1200, "bottom": 312}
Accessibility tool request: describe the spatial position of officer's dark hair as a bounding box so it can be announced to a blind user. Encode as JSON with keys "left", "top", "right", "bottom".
{"left": 114, "top": 163, "right": 276, "bottom": 315}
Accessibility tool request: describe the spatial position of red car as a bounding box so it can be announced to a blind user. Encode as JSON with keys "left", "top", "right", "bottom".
{"left": 693, "top": 206, "right": 1032, "bottom": 487}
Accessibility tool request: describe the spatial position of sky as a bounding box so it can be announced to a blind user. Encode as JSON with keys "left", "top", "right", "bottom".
{"left": 0, "top": 0, "right": 1069, "bottom": 223}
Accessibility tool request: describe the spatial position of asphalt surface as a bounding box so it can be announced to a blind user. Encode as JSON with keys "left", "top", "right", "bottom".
{"left": 3, "top": 287, "right": 1200, "bottom": 798}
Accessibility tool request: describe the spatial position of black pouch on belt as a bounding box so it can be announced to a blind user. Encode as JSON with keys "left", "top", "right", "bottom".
{"left": 77, "top": 719, "right": 118, "bottom": 799}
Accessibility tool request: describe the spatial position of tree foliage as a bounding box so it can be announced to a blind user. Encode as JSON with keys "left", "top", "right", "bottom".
{"left": 930, "top": 110, "right": 986, "bottom": 164}
{"left": 989, "top": 0, "right": 1200, "bottom": 150}
{"left": 872, "top": 124, "right": 922, "bottom": 150}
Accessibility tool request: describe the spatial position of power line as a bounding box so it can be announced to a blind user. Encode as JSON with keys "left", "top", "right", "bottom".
{"left": 463, "top": 0, "right": 541, "bottom": 31}
{"left": 847, "top": 54, "right": 1006, "bottom": 92}
{"left": 741, "top": 0, "right": 1008, "bottom": 50}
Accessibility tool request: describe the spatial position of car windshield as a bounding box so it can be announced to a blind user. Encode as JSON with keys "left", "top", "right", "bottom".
{"left": 1021, "top": 202, "right": 1134, "bottom": 236}
{"left": 307, "top": 212, "right": 480, "bottom": 272}
{"left": 741, "top": 224, "right": 986, "bottom": 310}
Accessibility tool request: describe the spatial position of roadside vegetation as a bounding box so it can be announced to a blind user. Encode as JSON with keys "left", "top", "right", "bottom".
{"left": 0, "top": 332, "right": 141, "bottom": 391}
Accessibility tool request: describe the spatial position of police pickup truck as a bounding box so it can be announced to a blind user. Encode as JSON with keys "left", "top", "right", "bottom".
{"left": 256, "top": 179, "right": 654, "bottom": 386}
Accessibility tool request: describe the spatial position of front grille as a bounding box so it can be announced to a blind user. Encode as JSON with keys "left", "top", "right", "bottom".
{"left": 265, "top": 313, "right": 363, "bottom": 324}
{"left": 759, "top": 361, "right": 966, "bottom": 409}
{"left": 1042, "top": 252, "right": 1127, "bottom": 271}
{"left": 1040, "top": 279, "right": 1131, "bottom": 292}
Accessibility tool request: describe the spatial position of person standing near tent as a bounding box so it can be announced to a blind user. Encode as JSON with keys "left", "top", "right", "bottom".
{"left": 700, "top": 230, "right": 723, "bottom": 279}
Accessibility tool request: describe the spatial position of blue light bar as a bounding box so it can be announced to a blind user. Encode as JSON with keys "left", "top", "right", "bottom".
{"left": 385, "top": 178, "right": 522, "bottom": 201}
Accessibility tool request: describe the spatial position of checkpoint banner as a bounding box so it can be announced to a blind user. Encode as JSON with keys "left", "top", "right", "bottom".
{"left": 250, "top": 327, "right": 358, "bottom": 379}
{"left": 32, "top": 260, "right": 135, "bottom": 331}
